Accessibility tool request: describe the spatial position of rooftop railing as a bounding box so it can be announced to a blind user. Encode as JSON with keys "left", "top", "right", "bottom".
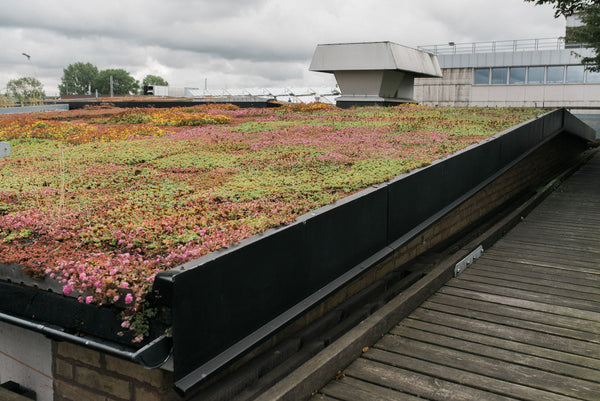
{"left": 418, "top": 38, "right": 587, "bottom": 55}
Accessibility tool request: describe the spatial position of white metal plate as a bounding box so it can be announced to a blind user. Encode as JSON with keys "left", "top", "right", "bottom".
{"left": 454, "top": 245, "right": 483, "bottom": 277}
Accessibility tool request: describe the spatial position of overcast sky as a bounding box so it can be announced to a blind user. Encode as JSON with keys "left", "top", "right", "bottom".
{"left": 0, "top": 0, "right": 564, "bottom": 96}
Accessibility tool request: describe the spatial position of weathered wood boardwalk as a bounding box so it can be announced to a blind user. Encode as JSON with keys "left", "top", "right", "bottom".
{"left": 312, "top": 152, "right": 600, "bottom": 401}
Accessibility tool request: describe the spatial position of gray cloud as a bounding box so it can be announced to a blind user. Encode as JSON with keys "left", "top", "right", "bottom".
{"left": 0, "top": 0, "right": 564, "bottom": 95}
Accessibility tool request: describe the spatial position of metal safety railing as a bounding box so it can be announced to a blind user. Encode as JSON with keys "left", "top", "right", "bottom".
{"left": 418, "top": 37, "right": 588, "bottom": 55}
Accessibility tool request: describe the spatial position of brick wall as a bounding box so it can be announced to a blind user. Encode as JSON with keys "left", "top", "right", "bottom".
{"left": 52, "top": 342, "right": 180, "bottom": 401}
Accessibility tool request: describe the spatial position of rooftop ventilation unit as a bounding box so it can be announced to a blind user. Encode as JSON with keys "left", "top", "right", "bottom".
{"left": 309, "top": 41, "right": 442, "bottom": 107}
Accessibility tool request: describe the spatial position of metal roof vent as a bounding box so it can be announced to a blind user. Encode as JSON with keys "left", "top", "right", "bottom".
{"left": 309, "top": 41, "right": 442, "bottom": 107}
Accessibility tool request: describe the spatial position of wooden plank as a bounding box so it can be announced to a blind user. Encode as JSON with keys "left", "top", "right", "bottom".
{"left": 437, "top": 286, "right": 600, "bottom": 322}
{"left": 479, "top": 255, "right": 600, "bottom": 276}
{"left": 407, "top": 308, "right": 600, "bottom": 358}
{"left": 495, "top": 237, "right": 600, "bottom": 255}
{"left": 481, "top": 249, "right": 600, "bottom": 273}
{"left": 390, "top": 325, "right": 600, "bottom": 382}
{"left": 512, "top": 219, "right": 600, "bottom": 233}
{"left": 488, "top": 236, "right": 600, "bottom": 256}
{"left": 492, "top": 236, "right": 600, "bottom": 255}
{"left": 460, "top": 263, "right": 600, "bottom": 301}
{"left": 374, "top": 335, "right": 600, "bottom": 400}
{"left": 465, "top": 266, "right": 600, "bottom": 294}
{"left": 398, "top": 318, "right": 600, "bottom": 370}
{"left": 468, "top": 260, "right": 600, "bottom": 287}
{"left": 309, "top": 394, "right": 339, "bottom": 401}
{"left": 421, "top": 299, "right": 600, "bottom": 343}
{"left": 505, "top": 229, "right": 600, "bottom": 245}
{"left": 361, "top": 348, "right": 575, "bottom": 401}
{"left": 504, "top": 221, "right": 600, "bottom": 236}
{"left": 319, "top": 376, "right": 426, "bottom": 401}
{"left": 509, "top": 218, "right": 600, "bottom": 232}
{"left": 446, "top": 279, "right": 600, "bottom": 312}
{"left": 456, "top": 272, "right": 600, "bottom": 301}
{"left": 344, "top": 357, "right": 517, "bottom": 401}
{"left": 500, "top": 228, "right": 598, "bottom": 244}
{"left": 506, "top": 217, "right": 600, "bottom": 231}
{"left": 428, "top": 292, "right": 600, "bottom": 335}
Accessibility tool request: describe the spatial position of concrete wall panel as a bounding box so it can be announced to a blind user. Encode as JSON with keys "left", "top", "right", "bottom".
{"left": 0, "top": 321, "right": 53, "bottom": 401}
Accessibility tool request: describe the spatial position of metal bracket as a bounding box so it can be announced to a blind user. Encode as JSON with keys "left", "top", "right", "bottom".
{"left": 454, "top": 245, "right": 483, "bottom": 277}
{"left": 0, "top": 142, "right": 10, "bottom": 158}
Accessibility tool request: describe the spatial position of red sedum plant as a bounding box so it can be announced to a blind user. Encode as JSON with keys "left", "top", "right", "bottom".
{"left": 0, "top": 103, "right": 542, "bottom": 340}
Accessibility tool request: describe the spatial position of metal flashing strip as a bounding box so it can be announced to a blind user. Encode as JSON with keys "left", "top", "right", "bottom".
{"left": 173, "top": 245, "right": 394, "bottom": 394}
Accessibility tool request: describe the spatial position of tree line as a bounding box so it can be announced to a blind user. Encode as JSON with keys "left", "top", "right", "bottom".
{"left": 2, "top": 62, "right": 168, "bottom": 106}
{"left": 58, "top": 62, "right": 168, "bottom": 96}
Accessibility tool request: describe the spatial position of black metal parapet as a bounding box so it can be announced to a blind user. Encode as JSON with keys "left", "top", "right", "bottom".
{"left": 153, "top": 108, "right": 596, "bottom": 395}
{"left": 63, "top": 99, "right": 281, "bottom": 110}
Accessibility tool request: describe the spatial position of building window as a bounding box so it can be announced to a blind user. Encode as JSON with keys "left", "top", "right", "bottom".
{"left": 586, "top": 69, "right": 600, "bottom": 83}
{"left": 527, "top": 67, "right": 545, "bottom": 84}
{"left": 491, "top": 67, "right": 508, "bottom": 84}
{"left": 472, "top": 64, "right": 594, "bottom": 85}
{"left": 474, "top": 68, "right": 490, "bottom": 84}
{"left": 547, "top": 66, "right": 565, "bottom": 83}
{"left": 566, "top": 65, "right": 585, "bottom": 83}
{"left": 509, "top": 67, "right": 526, "bottom": 84}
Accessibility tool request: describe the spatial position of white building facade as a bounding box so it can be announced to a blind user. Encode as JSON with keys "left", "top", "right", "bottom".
{"left": 414, "top": 38, "right": 600, "bottom": 108}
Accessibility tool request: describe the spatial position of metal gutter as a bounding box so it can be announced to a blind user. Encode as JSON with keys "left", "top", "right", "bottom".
{"left": 0, "top": 311, "right": 172, "bottom": 369}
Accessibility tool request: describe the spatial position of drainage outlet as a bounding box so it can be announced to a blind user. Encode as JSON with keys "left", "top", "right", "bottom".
{"left": 454, "top": 245, "right": 483, "bottom": 277}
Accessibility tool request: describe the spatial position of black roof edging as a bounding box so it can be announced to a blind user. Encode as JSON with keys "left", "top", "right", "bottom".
{"left": 157, "top": 108, "right": 596, "bottom": 395}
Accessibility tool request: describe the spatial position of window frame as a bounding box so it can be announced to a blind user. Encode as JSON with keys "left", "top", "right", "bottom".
{"left": 491, "top": 67, "right": 509, "bottom": 85}
{"left": 474, "top": 68, "right": 491, "bottom": 85}
{"left": 527, "top": 66, "right": 545, "bottom": 84}
{"left": 509, "top": 67, "right": 527, "bottom": 85}
{"left": 546, "top": 66, "right": 565, "bottom": 84}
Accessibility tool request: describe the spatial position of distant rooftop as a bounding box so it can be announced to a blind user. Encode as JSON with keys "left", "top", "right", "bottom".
{"left": 418, "top": 37, "right": 587, "bottom": 56}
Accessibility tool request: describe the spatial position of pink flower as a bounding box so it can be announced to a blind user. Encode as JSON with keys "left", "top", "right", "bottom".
{"left": 125, "top": 293, "right": 133, "bottom": 304}
{"left": 121, "top": 320, "right": 130, "bottom": 329}
{"left": 120, "top": 281, "right": 129, "bottom": 289}
{"left": 85, "top": 296, "right": 93, "bottom": 304}
{"left": 62, "top": 285, "right": 73, "bottom": 296}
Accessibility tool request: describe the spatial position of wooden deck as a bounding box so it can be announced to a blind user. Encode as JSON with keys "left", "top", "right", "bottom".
{"left": 311, "top": 152, "right": 600, "bottom": 401}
